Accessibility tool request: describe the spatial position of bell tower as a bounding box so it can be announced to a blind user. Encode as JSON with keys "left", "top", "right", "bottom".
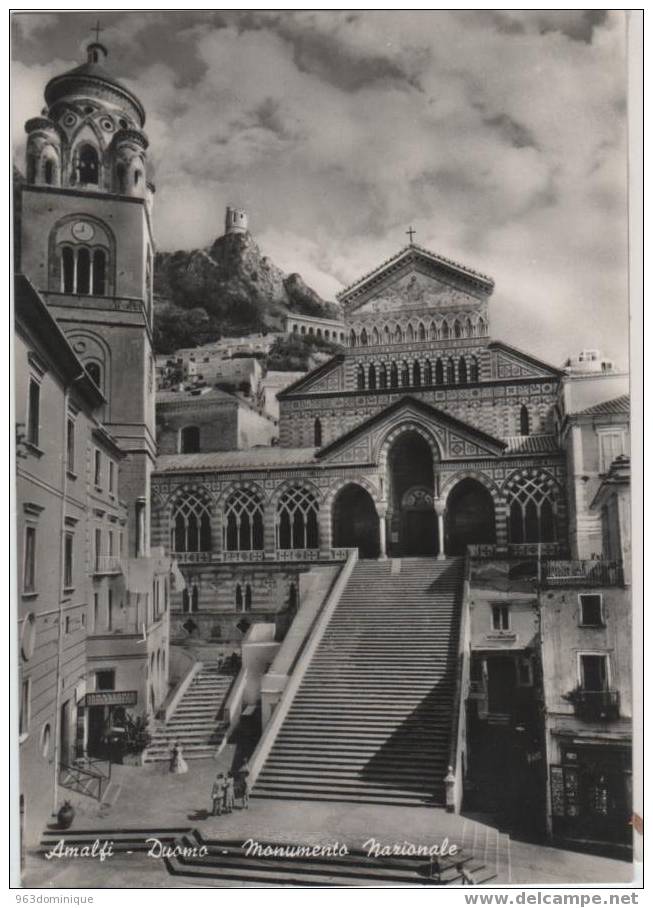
{"left": 19, "top": 39, "right": 156, "bottom": 554}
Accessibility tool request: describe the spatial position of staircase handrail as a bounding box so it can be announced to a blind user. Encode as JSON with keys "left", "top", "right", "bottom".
{"left": 247, "top": 548, "right": 359, "bottom": 788}
{"left": 446, "top": 555, "right": 471, "bottom": 812}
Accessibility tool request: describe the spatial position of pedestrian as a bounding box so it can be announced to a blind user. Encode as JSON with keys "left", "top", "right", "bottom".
{"left": 169, "top": 740, "right": 188, "bottom": 774}
{"left": 236, "top": 759, "right": 250, "bottom": 809}
{"left": 223, "top": 772, "right": 235, "bottom": 813}
{"left": 211, "top": 772, "right": 226, "bottom": 816}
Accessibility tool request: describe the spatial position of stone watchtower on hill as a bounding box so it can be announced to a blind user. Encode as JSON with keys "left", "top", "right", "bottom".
{"left": 225, "top": 205, "right": 248, "bottom": 235}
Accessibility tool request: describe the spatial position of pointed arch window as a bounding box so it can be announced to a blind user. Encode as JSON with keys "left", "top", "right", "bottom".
{"left": 446, "top": 357, "right": 456, "bottom": 384}
{"left": 418, "top": 323, "right": 426, "bottom": 341}
{"left": 435, "top": 359, "right": 444, "bottom": 385}
{"left": 520, "top": 405, "right": 530, "bottom": 436}
{"left": 470, "top": 356, "right": 479, "bottom": 383}
{"left": 401, "top": 361, "right": 410, "bottom": 386}
{"left": 378, "top": 363, "right": 388, "bottom": 389}
{"left": 277, "top": 486, "right": 319, "bottom": 550}
{"left": 360, "top": 328, "right": 368, "bottom": 346}
{"left": 390, "top": 362, "right": 399, "bottom": 388}
{"left": 372, "top": 327, "right": 380, "bottom": 345}
{"left": 78, "top": 144, "right": 99, "bottom": 185}
{"left": 465, "top": 317, "right": 474, "bottom": 338}
{"left": 171, "top": 491, "right": 212, "bottom": 553}
{"left": 356, "top": 364, "right": 365, "bottom": 390}
{"left": 368, "top": 364, "right": 377, "bottom": 390}
{"left": 429, "top": 322, "right": 438, "bottom": 341}
{"left": 314, "top": 417, "right": 323, "bottom": 447}
{"left": 383, "top": 325, "right": 390, "bottom": 345}
{"left": 478, "top": 317, "right": 487, "bottom": 337}
{"left": 394, "top": 325, "right": 402, "bottom": 343}
{"left": 458, "top": 357, "right": 468, "bottom": 385}
{"left": 507, "top": 472, "right": 558, "bottom": 544}
{"left": 406, "top": 324, "right": 414, "bottom": 343}
{"left": 441, "top": 321, "right": 450, "bottom": 340}
{"left": 413, "top": 360, "right": 421, "bottom": 387}
{"left": 453, "top": 319, "right": 463, "bottom": 339}
{"left": 424, "top": 360, "right": 433, "bottom": 385}
{"left": 224, "top": 487, "right": 264, "bottom": 552}
{"left": 350, "top": 329, "right": 357, "bottom": 347}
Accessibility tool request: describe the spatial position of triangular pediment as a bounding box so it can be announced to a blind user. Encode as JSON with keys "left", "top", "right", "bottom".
{"left": 277, "top": 355, "right": 345, "bottom": 398}
{"left": 317, "top": 396, "right": 506, "bottom": 466}
{"left": 489, "top": 342, "right": 564, "bottom": 380}
{"left": 338, "top": 244, "right": 494, "bottom": 316}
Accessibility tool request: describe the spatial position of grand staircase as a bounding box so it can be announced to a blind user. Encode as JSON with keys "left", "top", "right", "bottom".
{"left": 254, "top": 557, "right": 464, "bottom": 806}
{"left": 144, "top": 665, "right": 233, "bottom": 763}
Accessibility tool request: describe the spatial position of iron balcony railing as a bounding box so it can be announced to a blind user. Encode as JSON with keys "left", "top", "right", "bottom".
{"left": 93, "top": 555, "right": 123, "bottom": 575}
{"left": 568, "top": 689, "right": 621, "bottom": 721}
{"left": 171, "top": 548, "right": 356, "bottom": 565}
{"left": 545, "top": 560, "right": 624, "bottom": 587}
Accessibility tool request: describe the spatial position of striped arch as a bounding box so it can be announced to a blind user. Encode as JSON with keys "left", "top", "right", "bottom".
{"left": 376, "top": 420, "right": 443, "bottom": 472}
{"left": 269, "top": 477, "right": 324, "bottom": 506}
{"left": 440, "top": 470, "right": 503, "bottom": 507}
{"left": 215, "top": 479, "right": 266, "bottom": 510}
{"left": 323, "top": 475, "right": 382, "bottom": 511}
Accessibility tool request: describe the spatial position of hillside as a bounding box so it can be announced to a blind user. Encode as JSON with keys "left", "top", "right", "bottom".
{"left": 153, "top": 230, "right": 340, "bottom": 354}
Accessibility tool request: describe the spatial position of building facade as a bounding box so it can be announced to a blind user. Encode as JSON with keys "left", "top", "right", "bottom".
{"left": 16, "top": 41, "right": 171, "bottom": 848}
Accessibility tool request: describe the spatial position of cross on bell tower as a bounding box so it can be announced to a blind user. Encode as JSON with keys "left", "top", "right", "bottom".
{"left": 91, "top": 20, "right": 103, "bottom": 43}
{"left": 406, "top": 226, "right": 416, "bottom": 245}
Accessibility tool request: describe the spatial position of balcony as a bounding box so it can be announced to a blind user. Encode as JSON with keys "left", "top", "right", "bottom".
{"left": 565, "top": 689, "right": 621, "bottom": 721}
{"left": 93, "top": 555, "right": 123, "bottom": 575}
{"left": 171, "top": 548, "right": 356, "bottom": 565}
{"left": 545, "top": 560, "right": 624, "bottom": 588}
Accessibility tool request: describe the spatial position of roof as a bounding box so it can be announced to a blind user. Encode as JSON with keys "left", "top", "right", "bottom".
{"left": 14, "top": 274, "right": 104, "bottom": 410}
{"left": 277, "top": 354, "right": 344, "bottom": 399}
{"left": 337, "top": 243, "right": 494, "bottom": 303}
{"left": 155, "top": 447, "right": 317, "bottom": 473}
{"left": 572, "top": 394, "right": 630, "bottom": 418}
{"left": 489, "top": 341, "right": 565, "bottom": 378}
{"left": 502, "top": 435, "right": 560, "bottom": 454}
{"left": 45, "top": 60, "right": 146, "bottom": 126}
{"left": 156, "top": 387, "right": 238, "bottom": 406}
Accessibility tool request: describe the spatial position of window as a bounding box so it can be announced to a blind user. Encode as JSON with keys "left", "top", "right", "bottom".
{"left": 60, "top": 246, "right": 109, "bottom": 296}
{"left": 580, "top": 594, "right": 604, "bottom": 627}
{"left": 390, "top": 362, "right": 399, "bottom": 388}
{"left": 78, "top": 145, "right": 99, "bottom": 185}
{"left": 23, "top": 527, "right": 36, "bottom": 593}
{"left": 109, "top": 461, "right": 115, "bottom": 495}
{"left": 191, "top": 585, "right": 199, "bottom": 613}
{"left": 245, "top": 584, "right": 252, "bottom": 611}
{"left": 507, "top": 471, "right": 558, "bottom": 544}
{"left": 66, "top": 418, "right": 75, "bottom": 473}
{"left": 19, "top": 678, "right": 30, "bottom": 736}
{"left": 108, "top": 530, "right": 114, "bottom": 557}
{"left": 368, "top": 364, "right": 376, "bottom": 390}
{"left": 314, "top": 418, "right": 322, "bottom": 447}
{"left": 520, "top": 405, "right": 530, "bottom": 436}
{"left": 182, "top": 589, "right": 190, "bottom": 613}
{"left": 171, "top": 491, "right": 212, "bottom": 552}
{"left": 64, "top": 615, "right": 71, "bottom": 635}
{"left": 94, "top": 528, "right": 101, "bottom": 572}
{"left": 469, "top": 356, "right": 480, "bottom": 383}
{"left": 94, "top": 449, "right": 102, "bottom": 487}
{"left": 96, "top": 670, "right": 115, "bottom": 691}
{"left": 356, "top": 365, "right": 365, "bottom": 390}
{"left": 435, "top": 359, "right": 444, "bottom": 385}
{"left": 93, "top": 593, "right": 99, "bottom": 631}
{"left": 235, "top": 583, "right": 243, "bottom": 611}
{"left": 360, "top": 328, "right": 368, "bottom": 346}
{"left": 458, "top": 357, "right": 467, "bottom": 385}
{"left": 107, "top": 590, "right": 113, "bottom": 630}
{"left": 598, "top": 431, "right": 626, "bottom": 474}
{"left": 491, "top": 604, "right": 510, "bottom": 631}
{"left": 64, "top": 532, "right": 73, "bottom": 588}
{"left": 27, "top": 379, "right": 40, "bottom": 446}
{"left": 277, "top": 486, "right": 319, "bottom": 550}
{"left": 86, "top": 362, "right": 102, "bottom": 389}
{"left": 424, "top": 361, "right": 433, "bottom": 385}
{"left": 580, "top": 654, "right": 609, "bottom": 691}
{"left": 378, "top": 364, "right": 388, "bottom": 389}
{"left": 517, "top": 657, "right": 533, "bottom": 686}
{"left": 180, "top": 426, "right": 200, "bottom": 454}
{"left": 412, "top": 361, "right": 421, "bottom": 386}
{"left": 40, "top": 723, "right": 51, "bottom": 758}
{"left": 446, "top": 358, "right": 456, "bottom": 384}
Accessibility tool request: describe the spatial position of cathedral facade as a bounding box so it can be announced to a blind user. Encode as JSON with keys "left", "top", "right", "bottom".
{"left": 152, "top": 243, "right": 568, "bottom": 639}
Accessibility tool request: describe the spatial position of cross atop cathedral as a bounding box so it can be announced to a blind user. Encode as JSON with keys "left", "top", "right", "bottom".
{"left": 91, "top": 20, "right": 103, "bottom": 43}
{"left": 406, "top": 226, "right": 416, "bottom": 245}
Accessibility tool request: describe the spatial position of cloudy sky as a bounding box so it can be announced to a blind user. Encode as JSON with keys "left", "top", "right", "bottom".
{"left": 12, "top": 10, "right": 631, "bottom": 366}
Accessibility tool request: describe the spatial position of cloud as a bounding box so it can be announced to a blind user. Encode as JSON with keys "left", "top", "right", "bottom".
{"left": 11, "top": 11, "right": 630, "bottom": 367}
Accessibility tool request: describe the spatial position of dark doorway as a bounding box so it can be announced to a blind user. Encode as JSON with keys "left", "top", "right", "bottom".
{"left": 60, "top": 700, "right": 72, "bottom": 766}
{"left": 87, "top": 706, "right": 106, "bottom": 758}
{"left": 332, "top": 484, "right": 380, "bottom": 558}
{"left": 446, "top": 478, "right": 496, "bottom": 555}
{"left": 387, "top": 431, "right": 437, "bottom": 556}
{"left": 487, "top": 656, "right": 516, "bottom": 713}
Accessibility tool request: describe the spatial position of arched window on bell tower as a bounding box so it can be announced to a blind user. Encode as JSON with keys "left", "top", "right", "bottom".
{"left": 520, "top": 405, "right": 530, "bottom": 436}
{"left": 78, "top": 144, "right": 99, "bottom": 186}
{"left": 314, "top": 418, "right": 322, "bottom": 447}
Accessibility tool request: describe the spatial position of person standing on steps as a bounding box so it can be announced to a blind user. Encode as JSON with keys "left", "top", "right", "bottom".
{"left": 169, "top": 740, "right": 188, "bottom": 774}
{"left": 211, "top": 772, "right": 226, "bottom": 816}
{"left": 223, "top": 772, "right": 235, "bottom": 813}
{"left": 236, "top": 759, "right": 251, "bottom": 809}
